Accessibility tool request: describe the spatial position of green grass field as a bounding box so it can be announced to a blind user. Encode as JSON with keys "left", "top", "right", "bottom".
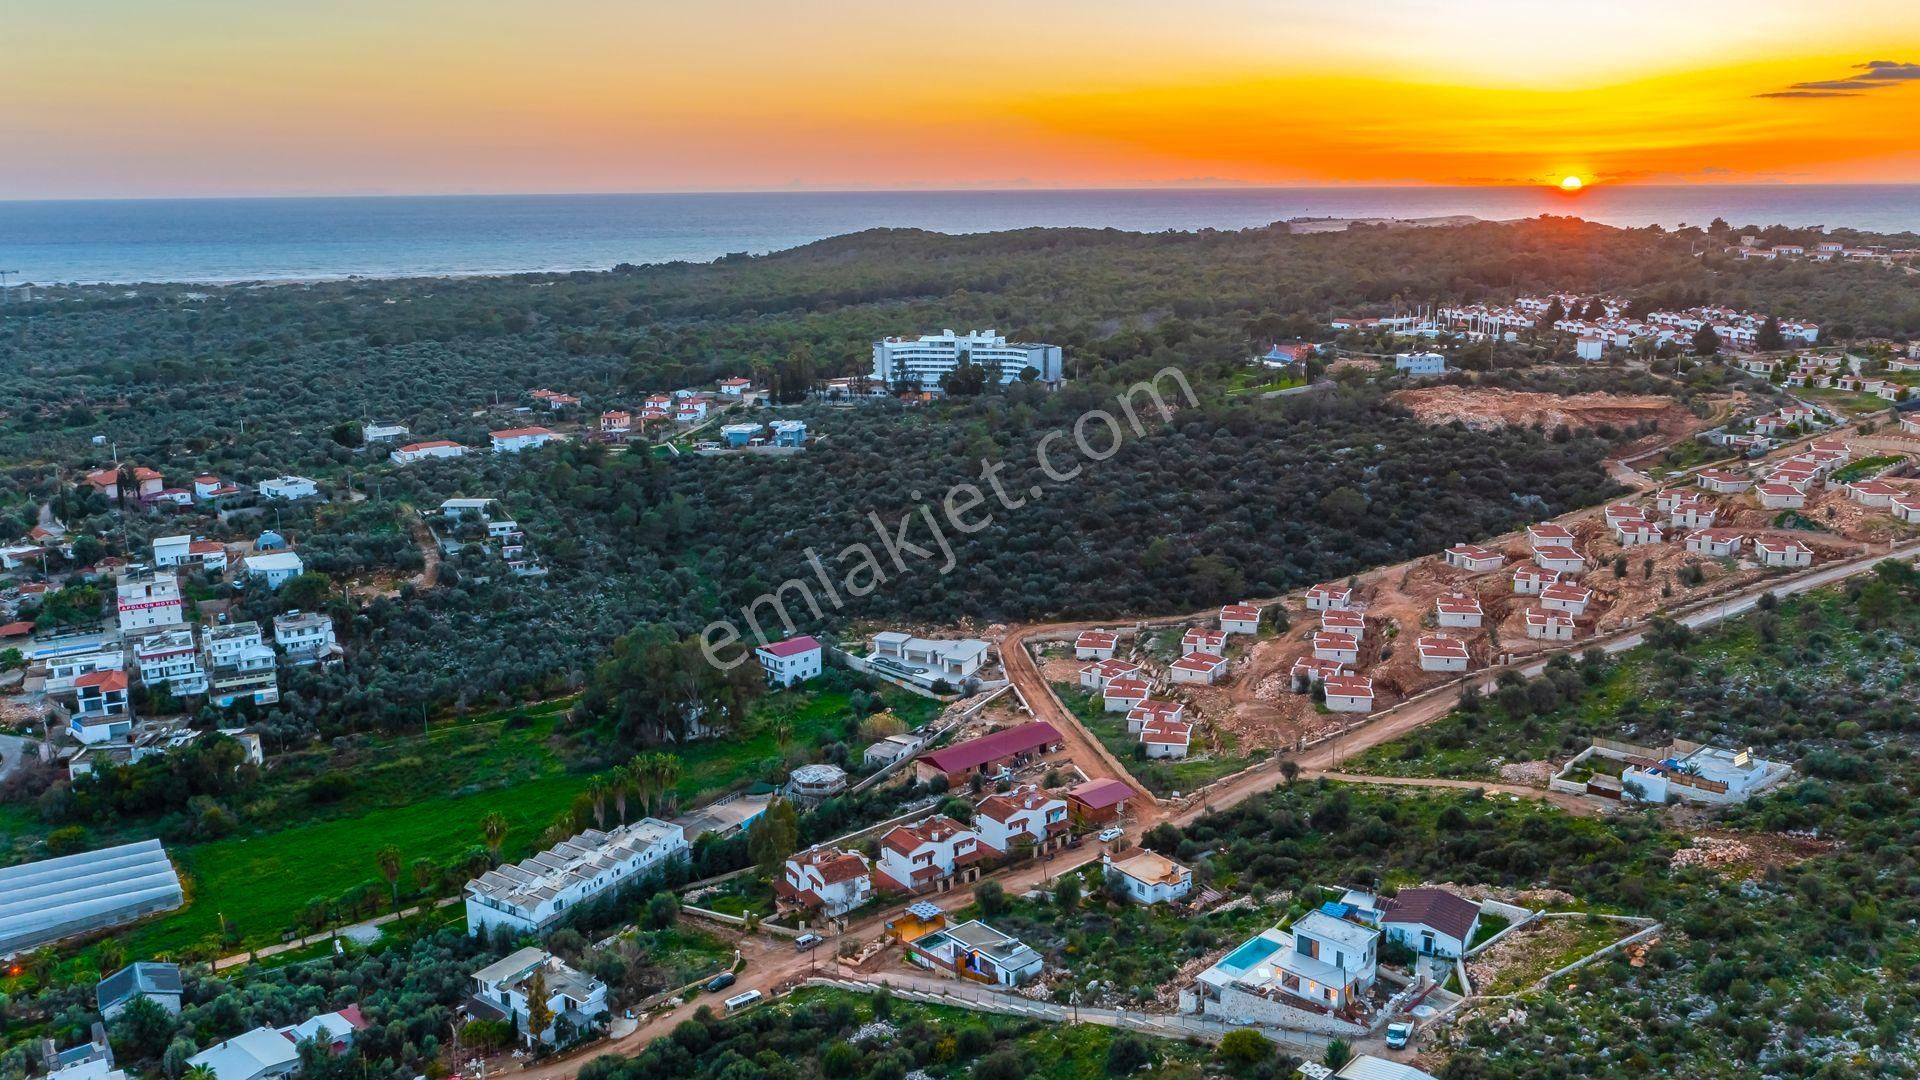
{"left": 102, "top": 682, "right": 935, "bottom": 960}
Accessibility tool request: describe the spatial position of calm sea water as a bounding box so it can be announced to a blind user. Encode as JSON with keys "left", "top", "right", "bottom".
{"left": 2, "top": 185, "right": 1917, "bottom": 285}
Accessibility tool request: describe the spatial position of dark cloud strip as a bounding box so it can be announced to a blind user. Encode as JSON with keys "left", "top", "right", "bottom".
{"left": 1759, "top": 59, "right": 1919, "bottom": 98}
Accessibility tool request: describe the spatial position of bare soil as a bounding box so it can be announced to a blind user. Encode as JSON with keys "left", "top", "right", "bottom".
{"left": 1390, "top": 387, "right": 1693, "bottom": 433}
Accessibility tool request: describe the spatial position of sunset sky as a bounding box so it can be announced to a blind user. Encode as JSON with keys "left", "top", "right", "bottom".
{"left": 7, "top": 0, "right": 1920, "bottom": 199}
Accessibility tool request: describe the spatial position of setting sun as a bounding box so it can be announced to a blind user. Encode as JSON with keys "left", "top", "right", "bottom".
{"left": 1559, "top": 175, "right": 1585, "bottom": 191}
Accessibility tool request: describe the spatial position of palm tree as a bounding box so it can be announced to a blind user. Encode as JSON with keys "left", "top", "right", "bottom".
{"left": 376, "top": 845, "right": 403, "bottom": 912}
{"left": 770, "top": 714, "right": 794, "bottom": 756}
{"left": 586, "top": 775, "right": 608, "bottom": 828}
{"left": 411, "top": 857, "right": 437, "bottom": 898}
{"left": 186, "top": 1065, "right": 219, "bottom": 1080}
{"left": 480, "top": 812, "right": 510, "bottom": 864}
{"left": 651, "top": 753, "right": 683, "bottom": 816}
{"left": 609, "top": 766, "right": 633, "bottom": 824}
{"left": 630, "top": 754, "right": 658, "bottom": 816}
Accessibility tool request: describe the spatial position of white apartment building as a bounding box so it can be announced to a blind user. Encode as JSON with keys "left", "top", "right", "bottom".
{"left": 1393, "top": 352, "right": 1447, "bottom": 376}
{"left": 272, "top": 610, "right": 341, "bottom": 666}
{"left": 116, "top": 567, "right": 185, "bottom": 635}
{"left": 870, "top": 330, "right": 1063, "bottom": 391}
{"left": 464, "top": 819, "right": 689, "bottom": 937}
{"left": 134, "top": 629, "right": 208, "bottom": 696}
{"left": 203, "top": 622, "right": 280, "bottom": 708}
{"left": 243, "top": 551, "right": 305, "bottom": 590}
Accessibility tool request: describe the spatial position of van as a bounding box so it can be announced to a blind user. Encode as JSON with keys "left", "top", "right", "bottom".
{"left": 723, "top": 989, "right": 763, "bottom": 1013}
{"left": 793, "top": 933, "right": 823, "bottom": 952}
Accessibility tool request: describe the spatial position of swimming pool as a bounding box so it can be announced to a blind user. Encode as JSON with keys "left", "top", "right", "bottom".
{"left": 1218, "top": 935, "right": 1282, "bottom": 973}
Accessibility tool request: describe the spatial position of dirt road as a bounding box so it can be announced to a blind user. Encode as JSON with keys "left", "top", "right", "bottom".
{"left": 998, "top": 623, "right": 1164, "bottom": 815}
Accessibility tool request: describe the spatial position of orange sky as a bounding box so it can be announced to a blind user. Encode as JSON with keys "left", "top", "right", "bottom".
{"left": 5, "top": 1, "right": 1918, "bottom": 198}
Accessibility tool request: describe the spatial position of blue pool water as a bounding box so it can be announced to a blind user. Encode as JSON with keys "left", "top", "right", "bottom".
{"left": 1219, "top": 935, "right": 1282, "bottom": 973}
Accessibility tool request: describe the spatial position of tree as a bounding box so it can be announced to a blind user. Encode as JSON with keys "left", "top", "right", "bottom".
{"left": 746, "top": 798, "right": 800, "bottom": 877}
{"left": 609, "top": 766, "right": 633, "bottom": 823}
{"left": 525, "top": 968, "right": 555, "bottom": 1045}
{"left": 1053, "top": 874, "right": 1081, "bottom": 913}
{"left": 1105, "top": 1032, "right": 1152, "bottom": 1075}
{"left": 1324, "top": 1038, "right": 1353, "bottom": 1070}
{"left": 1692, "top": 324, "right": 1720, "bottom": 357}
{"left": 184, "top": 1066, "right": 219, "bottom": 1080}
{"left": 412, "top": 857, "right": 437, "bottom": 897}
{"left": 1542, "top": 297, "right": 1565, "bottom": 327}
{"left": 646, "top": 891, "right": 680, "bottom": 930}
{"left": 1757, "top": 315, "right": 1785, "bottom": 351}
{"left": 975, "top": 880, "right": 1009, "bottom": 918}
{"left": 1218, "top": 1028, "right": 1271, "bottom": 1067}
{"left": 481, "top": 812, "right": 510, "bottom": 864}
{"left": 278, "top": 573, "right": 335, "bottom": 612}
{"left": 586, "top": 775, "right": 608, "bottom": 828}
{"left": 376, "top": 844, "right": 403, "bottom": 911}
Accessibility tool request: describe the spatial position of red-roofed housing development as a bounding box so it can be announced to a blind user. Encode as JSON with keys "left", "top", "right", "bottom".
{"left": 1539, "top": 582, "right": 1593, "bottom": 615}
{"left": 1169, "top": 652, "right": 1227, "bottom": 685}
{"left": 1685, "top": 529, "right": 1745, "bottom": 558}
{"left": 1322, "top": 675, "right": 1374, "bottom": 713}
{"left": 1435, "top": 594, "right": 1483, "bottom": 628}
{"left": 1696, "top": 469, "right": 1752, "bottom": 494}
{"left": 1075, "top": 630, "right": 1119, "bottom": 661}
{"left": 1416, "top": 635, "right": 1469, "bottom": 672}
{"left": 1126, "top": 699, "right": 1186, "bottom": 732}
{"left": 776, "top": 845, "right": 873, "bottom": 916}
{"left": 1139, "top": 716, "right": 1193, "bottom": 759}
{"left": 913, "top": 722, "right": 1060, "bottom": 785}
{"left": 1526, "top": 607, "right": 1575, "bottom": 641}
{"left": 1182, "top": 627, "right": 1227, "bottom": 655}
{"left": 1668, "top": 498, "right": 1717, "bottom": 529}
{"left": 1305, "top": 583, "right": 1353, "bottom": 611}
{"left": 1755, "top": 536, "right": 1813, "bottom": 568}
{"left": 1654, "top": 489, "right": 1690, "bottom": 514}
{"left": 1603, "top": 504, "right": 1646, "bottom": 529}
{"left": 1756, "top": 482, "right": 1807, "bottom": 510}
{"left": 1290, "top": 656, "right": 1349, "bottom": 693}
{"left": 1533, "top": 546, "right": 1587, "bottom": 574}
{"left": 1312, "top": 632, "right": 1360, "bottom": 665}
{"left": 1319, "top": 608, "right": 1365, "bottom": 639}
{"left": 1512, "top": 564, "right": 1559, "bottom": 595}
{"left": 1615, "top": 518, "right": 1663, "bottom": 546}
{"left": 1894, "top": 494, "right": 1920, "bottom": 525}
{"left": 1079, "top": 657, "right": 1140, "bottom": 690}
{"left": 1103, "top": 676, "right": 1152, "bottom": 711}
{"left": 1526, "top": 523, "right": 1574, "bottom": 550}
{"left": 1067, "top": 778, "right": 1136, "bottom": 825}
{"left": 1848, "top": 481, "right": 1901, "bottom": 508}
{"left": 1443, "top": 544, "right": 1505, "bottom": 572}
{"left": 1219, "top": 603, "right": 1263, "bottom": 635}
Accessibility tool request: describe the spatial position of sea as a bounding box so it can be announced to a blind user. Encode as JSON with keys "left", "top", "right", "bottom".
{"left": 2, "top": 185, "right": 1918, "bottom": 286}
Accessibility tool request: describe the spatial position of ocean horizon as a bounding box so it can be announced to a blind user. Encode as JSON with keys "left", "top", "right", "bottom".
{"left": 3, "top": 184, "right": 1919, "bottom": 286}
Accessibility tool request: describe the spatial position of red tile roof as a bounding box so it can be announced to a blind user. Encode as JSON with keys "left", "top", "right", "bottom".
{"left": 1416, "top": 636, "right": 1468, "bottom": 660}
{"left": 1322, "top": 675, "right": 1373, "bottom": 698}
{"left": 75, "top": 670, "right": 128, "bottom": 692}
{"left": 1068, "top": 778, "right": 1136, "bottom": 811}
{"left": 758, "top": 635, "right": 821, "bottom": 658}
{"left": 917, "top": 722, "right": 1059, "bottom": 774}
{"left": 1380, "top": 887, "right": 1481, "bottom": 941}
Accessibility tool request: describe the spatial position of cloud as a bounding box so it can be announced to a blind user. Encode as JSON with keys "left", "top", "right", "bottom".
{"left": 1762, "top": 59, "right": 1920, "bottom": 97}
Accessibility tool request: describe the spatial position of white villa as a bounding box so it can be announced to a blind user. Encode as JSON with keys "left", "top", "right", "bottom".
{"left": 1102, "top": 850, "right": 1193, "bottom": 905}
